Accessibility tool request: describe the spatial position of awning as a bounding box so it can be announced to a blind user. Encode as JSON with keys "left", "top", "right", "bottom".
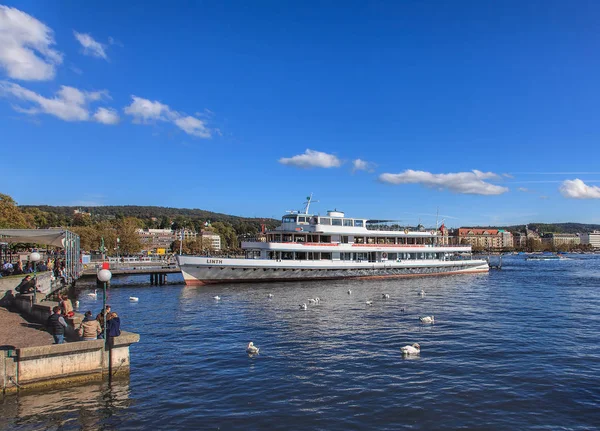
{"left": 0, "top": 229, "right": 67, "bottom": 248}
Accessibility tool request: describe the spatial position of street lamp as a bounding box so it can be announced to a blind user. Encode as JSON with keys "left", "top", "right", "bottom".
{"left": 29, "top": 251, "right": 41, "bottom": 303}
{"left": 97, "top": 268, "right": 112, "bottom": 345}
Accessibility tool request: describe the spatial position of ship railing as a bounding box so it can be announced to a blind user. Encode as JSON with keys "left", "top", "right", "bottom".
{"left": 241, "top": 239, "right": 471, "bottom": 248}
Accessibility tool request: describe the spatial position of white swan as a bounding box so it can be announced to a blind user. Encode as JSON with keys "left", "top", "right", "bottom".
{"left": 315, "top": 297, "right": 320, "bottom": 302}
{"left": 130, "top": 297, "right": 139, "bottom": 302}
{"left": 382, "top": 294, "right": 390, "bottom": 299}
{"left": 308, "top": 298, "right": 317, "bottom": 304}
{"left": 347, "top": 289, "right": 351, "bottom": 295}
{"left": 401, "top": 343, "right": 421, "bottom": 356}
{"left": 213, "top": 295, "right": 221, "bottom": 300}
{"left": 300, "top": 303, "right": 307, "bottom": 310}
{"left": 87, "top": 289, "right": 97, "bottom": 299}
{"left": 268, "top": 293, "right": 273, "bottom": 298}
{"left": 419, "top": 316, "right": 434, "bottom": 324}
{"left": 246, "top": 342, "right": 259, "bottom": 354}
{"left": 75, "top": 300, "right": 80, "bottom": 309}
{"left": 419, "top": 289, "right": 426, "bottom": 297}
{"left": 366, "top": 300, "right": 373, "bottom": 306}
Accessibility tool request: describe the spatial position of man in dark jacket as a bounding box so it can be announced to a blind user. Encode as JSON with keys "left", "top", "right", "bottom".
{"left": 47, "top": 306, "right": 67, "bottom": 344}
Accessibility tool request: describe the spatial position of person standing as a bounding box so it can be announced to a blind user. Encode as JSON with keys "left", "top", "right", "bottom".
{"left": 106, "top": 311, "right": 121, "bottom": 347}
{"left": 78, "top": 311, "right": 102, "bottom": 341}
{"left": 47, "top": 306, "right": 67, "bottom": 344}
{"left": 96, "top": 305, "right": 111, "bottom": 337}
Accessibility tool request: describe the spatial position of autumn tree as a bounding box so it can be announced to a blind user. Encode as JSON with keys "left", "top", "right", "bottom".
{"left": 0, "top": 193, "right": 33, "bottom": 228}
{"left": 116, "top": 217, "right": 143, "bottom": 255}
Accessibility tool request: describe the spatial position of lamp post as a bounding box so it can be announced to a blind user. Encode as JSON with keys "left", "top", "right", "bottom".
{"left": 29, "top": 251, "right": 41, "bottom": 303}
{"left": 97, "top": 267, "right": 112, "bottom": 346}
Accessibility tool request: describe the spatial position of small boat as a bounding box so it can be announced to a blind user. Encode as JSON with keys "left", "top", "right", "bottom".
{"left": 526, "top": 253, "right": 562, "bottom": 261}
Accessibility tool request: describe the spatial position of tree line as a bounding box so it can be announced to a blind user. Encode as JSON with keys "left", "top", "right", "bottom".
{"left": 1, "top": 193, "right": 279, "bottom": 254}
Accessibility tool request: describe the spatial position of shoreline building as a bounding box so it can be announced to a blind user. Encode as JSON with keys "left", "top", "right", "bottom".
{"left": 541, "top": 233, "right": 581, "bottom": 248}
{"left": 136, "top": 228, "right": 222, "bottom": 253}
{"left": 457, "top": 228, "right": 514, "bottom": 250}
{"left": 579, "top": 231, "right": 600, "bottom": 249}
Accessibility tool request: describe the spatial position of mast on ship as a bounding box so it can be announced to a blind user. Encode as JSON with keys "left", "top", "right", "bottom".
{"left": 303, "top": 193, "right": 317, "bottom": 214}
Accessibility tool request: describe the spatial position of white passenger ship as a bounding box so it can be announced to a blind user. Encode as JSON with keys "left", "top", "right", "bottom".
{"left": 177, "top": 197, "right": 489, "bottom": 286}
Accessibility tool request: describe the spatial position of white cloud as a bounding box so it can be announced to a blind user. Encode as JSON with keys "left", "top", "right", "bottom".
{"left": 124, "top": 96, "right": 171, "bottom": 122}
{"left": 559, "top": 179, "right": 600, "bottom": 199}
{"left": 352, "top": 158, "right": 376, "bottom": 173}
{"left": 123, "top": 95, "right": 212, "bottom": 138}
{"left": 0, "top": 80, "right": 116, "bottom": 124}
{"left": 0, "top": 5, "right": 63, "bottom": 81}
{"left": 378, "top": 169, "right": 509, "bottom": 195}
{"left": 93, "top": 107, "right": 119, "bottom": 125}
{"left": 279, "top": 149, "right": 341, "bottom": 169}
{"left": 174, "top": 116, "right": 210, "bottom": 138}
{"left": 517, "top": 187, "right": 529, "bottom": 192}
{"left": 73, "top": 31, "right": 107, "bottom": 59}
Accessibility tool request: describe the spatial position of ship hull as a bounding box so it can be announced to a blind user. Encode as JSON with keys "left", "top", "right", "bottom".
{"left": 177, "top": 256, "right": 489, "bottom": 286}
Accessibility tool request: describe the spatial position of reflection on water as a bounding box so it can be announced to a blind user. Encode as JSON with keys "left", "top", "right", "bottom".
{"left": 1, "top": 379, "right": 131, "bottom": 431}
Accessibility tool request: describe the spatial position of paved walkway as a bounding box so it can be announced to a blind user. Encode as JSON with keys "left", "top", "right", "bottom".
{"left": 0, "top": 307, "right": 54, "bottom": 349}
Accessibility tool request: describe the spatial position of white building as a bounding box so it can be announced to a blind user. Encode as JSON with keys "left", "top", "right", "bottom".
{"left": 199, "top": 231, "right": 221, "bottom": 251}
{"left": 580, "top": 231, "right": 600, "bottom": 249}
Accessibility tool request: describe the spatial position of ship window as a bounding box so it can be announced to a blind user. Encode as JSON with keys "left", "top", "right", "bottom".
{"left": 342, "top": 236, "right": 349, "bottom": 244}
{"left": 367, "top": 237, "right": 375, "bottom": 244}
{"left": 283, "top": 216, "right": 297, "bottom": 223}
{"left": 320, "top": 218, "right": 331, "bottom": 225}
{"left": 321, "top": 252, "right": 332, "bottom": 260}
{"left": 298, "top": 216, "right": 306, "bottom": 223}
{"left": 343, "top": 219, "right": 353, "bottom": 226}
{"left": 354, "top": 219, "right": 364, "bottom": 227}
{"left": 332, "top": 219, "right": 342, "bottom": 226}
{"left": 355, "top": 237, "right": 365, "bottom": 244}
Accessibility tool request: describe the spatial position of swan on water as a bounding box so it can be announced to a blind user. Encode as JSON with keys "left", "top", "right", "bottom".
{"left": 382, "top": 294, "right": 390, "bottom": 299}
{"left": 130, "top": 297, "right": 139, "bottom": 302}
{"left": 75, "top": 300, "right": 80, "bottom": 309}
{"left": 214, "top": 295, "right": 221, "bottom": 300}
{"left": 401, "top": 343, "right": 421, "bottom": 356}
{"left": 419, "top": 289, "right": 426, "bottom": 297}
{"left": 366, "top": 300, "right": 373, "bottom": 306}
{"left": 419, "top": 316, "right": 434, "bottom": 324}
{"left": 308, "top": 298, "right": 317, "bottom": 304}
{"left": 87, "top": 289, "right": 97, "bottom": 299}
{"left": 315, "top": 297, "right": 320, "bottom": 303}
{"left": 268, "top": 293, "right": 273, "bottom": 298}
{"left": 348, "top": 289, "right": 351, "bottom": 295}
{"left": 300, "top": 303, "right": 307, "bottom": 310}
{"left": 246, "top": 342, "right": 259, "bottom": 354}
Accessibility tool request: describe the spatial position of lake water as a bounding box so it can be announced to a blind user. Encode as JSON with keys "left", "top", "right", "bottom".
{"left": 2, "top": 255, "right": 600, "bottom": 430}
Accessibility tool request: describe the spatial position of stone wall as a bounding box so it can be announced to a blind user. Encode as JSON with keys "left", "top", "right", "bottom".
{"left": 2, "top": 293, "right": 140, "bottom": 393}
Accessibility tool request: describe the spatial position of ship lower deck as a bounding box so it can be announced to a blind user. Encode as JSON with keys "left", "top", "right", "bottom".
{"left": 178, "top": 257, "right": 489, "bottom": 286}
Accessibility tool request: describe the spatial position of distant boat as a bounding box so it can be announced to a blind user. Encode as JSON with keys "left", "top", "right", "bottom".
{"left": 526, "top": 253, "right": 562, "bottom": 261}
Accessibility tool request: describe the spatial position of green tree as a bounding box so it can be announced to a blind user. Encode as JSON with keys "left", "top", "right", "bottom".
{"left": 211, "top": 221, "right": 238, "bottom": 250}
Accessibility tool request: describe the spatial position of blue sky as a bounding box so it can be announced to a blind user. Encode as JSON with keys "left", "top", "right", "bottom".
{"left": 2, "top": 1, "right": 600, "bottom": 227}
